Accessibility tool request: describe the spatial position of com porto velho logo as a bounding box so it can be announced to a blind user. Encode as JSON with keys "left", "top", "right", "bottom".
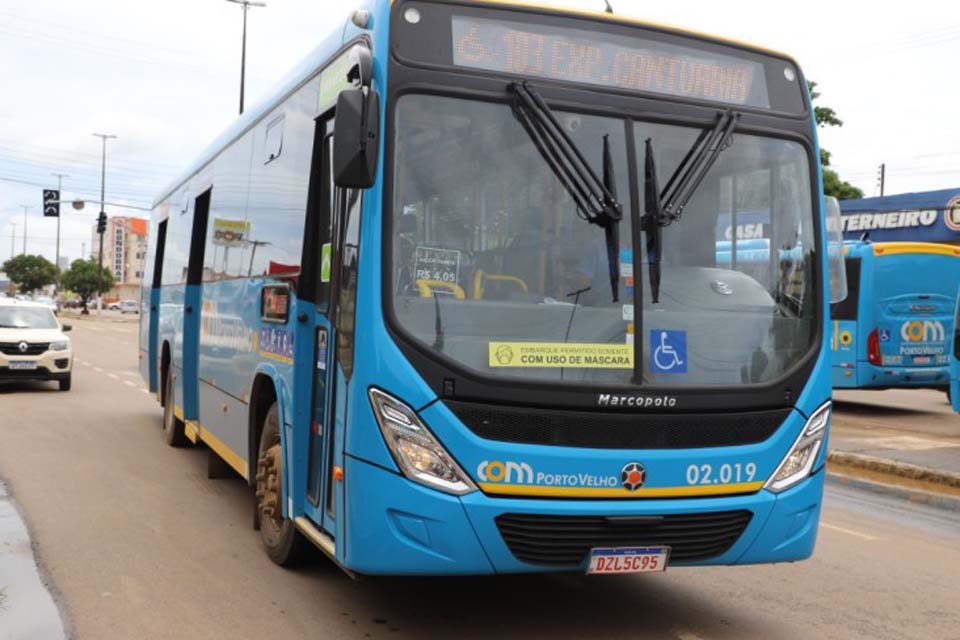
{"left": 597, "top": 393, "right": 678, "bottom": 408}
{"left": 900, "top": 320, "right": 945, "bottom": 343}
{"left": 476, "top": 460, "right": 534, "bottom": 484}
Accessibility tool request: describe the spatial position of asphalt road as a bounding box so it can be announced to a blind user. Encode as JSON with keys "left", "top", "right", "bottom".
{"left": 1, "top": 317, "right": 959, "bottom": 640}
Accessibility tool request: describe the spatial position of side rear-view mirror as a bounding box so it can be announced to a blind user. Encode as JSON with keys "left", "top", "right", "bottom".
{"left": 334, "top": 88, "right": 380, "bottom": 189}
{"left": 62, "top": 324, "right": 72, "bottom": 332}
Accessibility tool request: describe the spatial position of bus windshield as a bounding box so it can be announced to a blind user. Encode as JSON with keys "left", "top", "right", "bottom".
{"left": 390, "top": 94, "right": 817, "bottom": 387}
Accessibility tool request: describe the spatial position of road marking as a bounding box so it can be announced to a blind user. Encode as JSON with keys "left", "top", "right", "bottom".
{"left": 93, "top": 366, "right": 103, "bottom": 373}
{"left": 123, "top": 380, "right": 137, "bottom": 388}
{"left": 107, "top": 373, "right": 119, "bottom": 380}
{"left": 141, "top": 388, "right": 150, "bottom": 394}
{"left": 821, "top": 522, "right": 879, "bottom": 541}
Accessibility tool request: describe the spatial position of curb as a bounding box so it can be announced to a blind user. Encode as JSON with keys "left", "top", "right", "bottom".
{"left": 826, "top": 471, "right": 960, "bottom": 512}
{"left": 827, "top": 450, "right": 960, "bottom": 489}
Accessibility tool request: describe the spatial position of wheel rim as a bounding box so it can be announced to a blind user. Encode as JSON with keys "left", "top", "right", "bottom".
{"left": 256, "top": 444, "right": 284, "bottom": 543}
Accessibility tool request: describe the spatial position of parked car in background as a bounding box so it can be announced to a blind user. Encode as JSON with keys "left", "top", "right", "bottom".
{"left": 32, "top": 295, "right": 58, "bottom": 315}
{"left": 0, "top": 299, "right": 73, "bottom": 391}
{"left": 119, "top": 300, "right": 139, "bottom": 314}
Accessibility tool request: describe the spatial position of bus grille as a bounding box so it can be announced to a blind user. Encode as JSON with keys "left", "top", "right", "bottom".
{"left": 495, "top": 510, "right": 753, "bottom": 567}
{"left": 0, "top": 342, "right": 49, "bottom": 356}
{"left": 445, "top": 402, "right": 790, "bottom": 449}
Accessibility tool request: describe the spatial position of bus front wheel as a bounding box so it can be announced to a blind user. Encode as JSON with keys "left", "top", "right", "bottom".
{"left": 255, "top": 402, "right": 310, "bottom": 566}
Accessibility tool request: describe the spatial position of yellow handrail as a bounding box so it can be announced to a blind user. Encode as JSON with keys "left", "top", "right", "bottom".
{"left": 416, "top": 279, "right": 466, "bottom": 299}
{"left": 472, "top": 271, "right": 530, "bottom": 299}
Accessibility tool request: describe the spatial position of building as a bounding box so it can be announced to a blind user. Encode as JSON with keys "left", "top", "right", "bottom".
{"left": 91, "top": 216, "right": 148, "bottom": 301}
{"left": 839, "top": 187, "right": 960, "bottom": 246}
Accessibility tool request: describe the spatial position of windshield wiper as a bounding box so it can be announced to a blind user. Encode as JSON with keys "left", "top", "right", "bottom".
{"left": 644, "top": 110, "right": 739, "bottom": 303}
{"left": 433, "top": 292, "right": 444, "bottom": 352}
{"left": 510, "top": 81, "right": 623, "bottom": 302}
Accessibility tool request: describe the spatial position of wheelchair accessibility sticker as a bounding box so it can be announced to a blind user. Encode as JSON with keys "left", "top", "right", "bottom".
{"left": 651, "top": 329, "right": 687, "bottom": 374}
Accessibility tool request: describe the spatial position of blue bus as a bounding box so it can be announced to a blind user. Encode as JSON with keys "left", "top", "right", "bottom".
{"left": 830, "top": 241, "right": 960, "bottom": 392}
{"left": 139, "top": 0, "right": 845, "bottom": 576}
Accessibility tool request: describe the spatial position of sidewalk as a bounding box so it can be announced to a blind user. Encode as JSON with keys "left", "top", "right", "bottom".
{"left": 828, "top": 388, "right": 960, "bottom": 509}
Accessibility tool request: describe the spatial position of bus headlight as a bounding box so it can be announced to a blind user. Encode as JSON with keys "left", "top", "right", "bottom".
{"left": 765, "top": 401, "right": 831, "bottom": 493}
{"left": 368, "top": 388, "right": 477, "bottom": 496}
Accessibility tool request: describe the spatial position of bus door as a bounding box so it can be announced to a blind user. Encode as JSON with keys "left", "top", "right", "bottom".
{"left": 830, "top": 256, "right": 861, "bottom": 387}
{"left": 296, "top": 116, "right": 341, "bottom": 534}
{"left": 182, "top": 189, "right": 211, "bottom": 422}
{"left": 951, "top": 286, "right": 959, "bottom": 414}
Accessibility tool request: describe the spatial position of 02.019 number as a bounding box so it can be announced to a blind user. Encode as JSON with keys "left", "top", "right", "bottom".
{"left": 685, "top": 462, "right": 757, "bottom": 485}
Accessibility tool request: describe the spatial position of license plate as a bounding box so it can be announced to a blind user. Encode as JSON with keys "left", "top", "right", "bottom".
{"left": 587, "top": 546, "right": 670, "bottom": 575}
{"left": 8, "top": 361, "right": 37, "bottom": 370}
{"left": 913, "top": 356, "right": 931, "bottom": 365}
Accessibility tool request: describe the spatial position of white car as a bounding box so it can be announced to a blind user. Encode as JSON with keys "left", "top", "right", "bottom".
{"left": 0, "top": 300, "right": 73, "bottom": 391}
{"left": 118, "top": 300, "right": 139, "bottom": 314}
{"left": 32, "top": 295, "right": 58, "bottom": 314}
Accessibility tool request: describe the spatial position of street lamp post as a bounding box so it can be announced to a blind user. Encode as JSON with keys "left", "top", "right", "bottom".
{"left": 20, "top": 205, "right": 30, "bottom": 255}
{"left": 92, "top": 132, "right": 117, "bottom": 314}
{"left": 225, "top": 0, "right": 267, "bottom": 115}
{"left": 51, "top": 172, "right": 69, "bottom": 294}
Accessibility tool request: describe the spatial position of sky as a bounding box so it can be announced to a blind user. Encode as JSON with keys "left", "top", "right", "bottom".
{"left": 1, "top": 0, "right": 958, "bottom": 267}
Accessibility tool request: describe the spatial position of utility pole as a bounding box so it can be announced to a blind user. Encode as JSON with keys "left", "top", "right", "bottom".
{"left": 92, "top": 132, "right": 117, "bottom": 313}
{"left": 878, "top": 163, "right": 886, "bottom": 197}
{"left": 9, "top": 222, "right": 16, "bottom": 261}
{"left": 51, "top": 172, "right": 68, "bottom": 294}
{"left": 226, "top": 0, "right": 267, "bottom": 115}
{"left": 20, "top": 205, "right": 30, "bottom": 255}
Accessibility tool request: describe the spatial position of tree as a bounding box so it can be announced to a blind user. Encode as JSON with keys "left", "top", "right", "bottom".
{"left": 808, "top": 81, "right": 864, "bottom": 200}
{"left": 62, "top": 258, "right": 115, "bottom": 314}
{"left": 1, "top": 254, "right": 58, "bottom": 293}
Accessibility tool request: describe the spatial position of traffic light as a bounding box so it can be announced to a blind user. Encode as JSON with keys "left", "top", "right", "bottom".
{"left": 97, "top": 211, "right": 107, "bottom": 234}
{"left": 43, "top": 189, "right": 60, "bottom": 217}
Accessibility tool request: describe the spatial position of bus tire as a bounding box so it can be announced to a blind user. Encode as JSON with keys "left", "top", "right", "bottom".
{"left": 162, "top": 369, "right": 188, "bottom": 447}
{"left": 255, "top": 402, "right": 310, "bottom": 566}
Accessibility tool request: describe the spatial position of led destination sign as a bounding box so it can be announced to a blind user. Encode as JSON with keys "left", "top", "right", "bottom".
{"left": 452, "top": 16, "right": 771, "bottom": 109}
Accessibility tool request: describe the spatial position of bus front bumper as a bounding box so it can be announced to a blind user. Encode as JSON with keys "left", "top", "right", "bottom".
{"left": 343, "top": 457, "right": 824, "bottom": 575}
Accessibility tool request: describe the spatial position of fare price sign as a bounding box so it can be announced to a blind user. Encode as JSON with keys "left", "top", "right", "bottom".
{"left": 452, "top": 16, "right": 770, "bottom": 109}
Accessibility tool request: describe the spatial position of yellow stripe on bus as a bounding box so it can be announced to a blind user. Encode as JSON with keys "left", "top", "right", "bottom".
{"left": 873, "top": 242, "right": 960, "bottom": 257}
{"left": 478, "top": 481, "right": 765, "bottom": 498}
{"left": 184, "top": 420, "right": 199, "bottom": 444}
{"left": 197, "top": 426, "right": 248, "bottom": 479}
{"left": 259, "top": 351, "right": 294, "bottom": 365}
{"left": 174, "top": 404, "right": 185, "bottom": 422}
